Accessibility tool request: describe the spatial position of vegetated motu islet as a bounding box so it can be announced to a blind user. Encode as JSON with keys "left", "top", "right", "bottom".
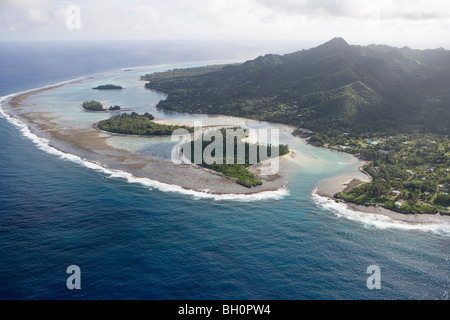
{"left": 142, "top": 38, "right": 450, "bottom": 212}
{"left": 92, "top": 84, "right": 123, "bottom": 90}
{"left": 97, "top": 112, "right": 194, "bottom": 136}
{"left": 82, "top": 100, "right": 105, "bottom": 111}
{"left": 185, "top": 128, "right": 290, "bottom": 188}
{"left": 108, "top": 105, "right": 121, "bottom": 111}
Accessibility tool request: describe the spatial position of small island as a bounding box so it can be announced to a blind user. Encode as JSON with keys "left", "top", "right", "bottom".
{"left": 97, "top": 112, "right": 194, "bottom": 135}
{"left": 82, "top": 100, "right": 106, "bottom": 111}
{"left": 108, "top": 105, "right": 121, "bottom": 111}
{"left": 92, "top": 84, "right": 123, "bottom": 90}
{"left": 186, "top": 128, "right": 290, "bottom": 187}
{"left": 82, "top": 101, "right": 125, "bottom": 112}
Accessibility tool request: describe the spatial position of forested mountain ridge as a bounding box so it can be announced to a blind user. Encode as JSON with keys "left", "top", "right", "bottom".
{"left": 143, "top": 37, "right": 450, "bottom": 135}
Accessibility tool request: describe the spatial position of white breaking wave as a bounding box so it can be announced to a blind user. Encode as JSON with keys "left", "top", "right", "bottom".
{"left": 311, "top": 189, "right": 450, "bottom": 237}
{"left": 0, "top": 93, "right": 288, "bottom": 202}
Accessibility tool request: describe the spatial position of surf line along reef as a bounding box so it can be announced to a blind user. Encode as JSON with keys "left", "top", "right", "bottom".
{"left": 95, "top": 110, "right": 290, "bottom": 188}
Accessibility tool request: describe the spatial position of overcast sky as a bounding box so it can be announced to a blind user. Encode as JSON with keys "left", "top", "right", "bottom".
{"left": 1, "top": 0, "right": 449, "bottom": 49}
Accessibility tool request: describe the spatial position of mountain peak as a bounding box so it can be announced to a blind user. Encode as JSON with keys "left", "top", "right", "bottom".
{"left": 314, "top": 37, "right": 350, "bottom": 54}
{"left": 327, "top": 37, "right": 349, "bottom": 46}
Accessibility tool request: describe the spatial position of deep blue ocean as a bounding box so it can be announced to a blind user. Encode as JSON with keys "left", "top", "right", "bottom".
{"left": 0, "top": 41, "right": 448, "bottom": 300}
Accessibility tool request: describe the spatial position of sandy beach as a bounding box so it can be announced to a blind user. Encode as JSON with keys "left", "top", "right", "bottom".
{"left": 343, "top": 201, "right": 450, "bottom": 224}
{"left": 314, "top": 163, "right": 450, "bottom": 225}
{"left": 314, "top": 159, "right": 372, "bottom": 198}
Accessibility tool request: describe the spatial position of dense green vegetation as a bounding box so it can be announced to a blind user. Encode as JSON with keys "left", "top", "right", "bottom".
{"left": 82, "top": 100, "right": 105, "bottom": 111}
{"left": 144, "top": 38, "right": 450, "bottom": 136}
{"left": 97, "top": 112, "right": 194, "bottom": 136}
{"left": 92, "top": 84, "right": 123, "bottom": 90}
{"left": 82, "top": 101, "right": 122, "bottom": 111}
{"left": 141, "top": 65, "right": 226, "bottom": 83}
{"left": 185, "top": 128, "right": 290, "bottom": 187}
{"left": 328, "top": 133, "right": 450, "bottom": 213}
{"left": 208, "top": 163, "right": 262, "bottom": 188}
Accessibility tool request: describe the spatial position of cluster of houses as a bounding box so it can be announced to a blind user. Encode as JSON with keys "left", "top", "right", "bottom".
{"left": 338, "top": 139, "right": 387, "bottom": 151}
{"left": 365, "top": 140, "right": 379, "bottom": 146}
{"left": 360, "top": 139, "right": 390, "bottom": 150}
{"left": 389, "top": 184, "right": 449, "bottom": 199}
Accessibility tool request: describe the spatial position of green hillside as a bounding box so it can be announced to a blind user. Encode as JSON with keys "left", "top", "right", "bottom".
{"left": 143, "top": 37, "right": 450, "bottom": 135}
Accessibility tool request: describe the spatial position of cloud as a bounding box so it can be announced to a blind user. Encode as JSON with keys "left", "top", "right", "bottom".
{"left": 0, "top": 0, "right": 449, "bottom": 47}
{"left": 254, "top": 0, "right": 450, "bottom": 20}
{"left": 254, "top": 0, "right": 355, "bottom": 17}
{"left": 1, "top": 0, "right": 54, "bottom": 9}
{"left": 0, "top": 0, "right": 66, "bottom": 32}
{"left": 27, "top": 7, "right": 50, "bottom": 24}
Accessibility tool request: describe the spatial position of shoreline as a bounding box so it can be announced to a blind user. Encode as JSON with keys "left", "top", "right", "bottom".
{"left": 314, "top": 152, "right": 450, "bottom": 217}
{"left": 314, "top": 162, "right": 372, "bottom": 199}
{"left": 314, "top": 169, "right": 450, "bottom": 224}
